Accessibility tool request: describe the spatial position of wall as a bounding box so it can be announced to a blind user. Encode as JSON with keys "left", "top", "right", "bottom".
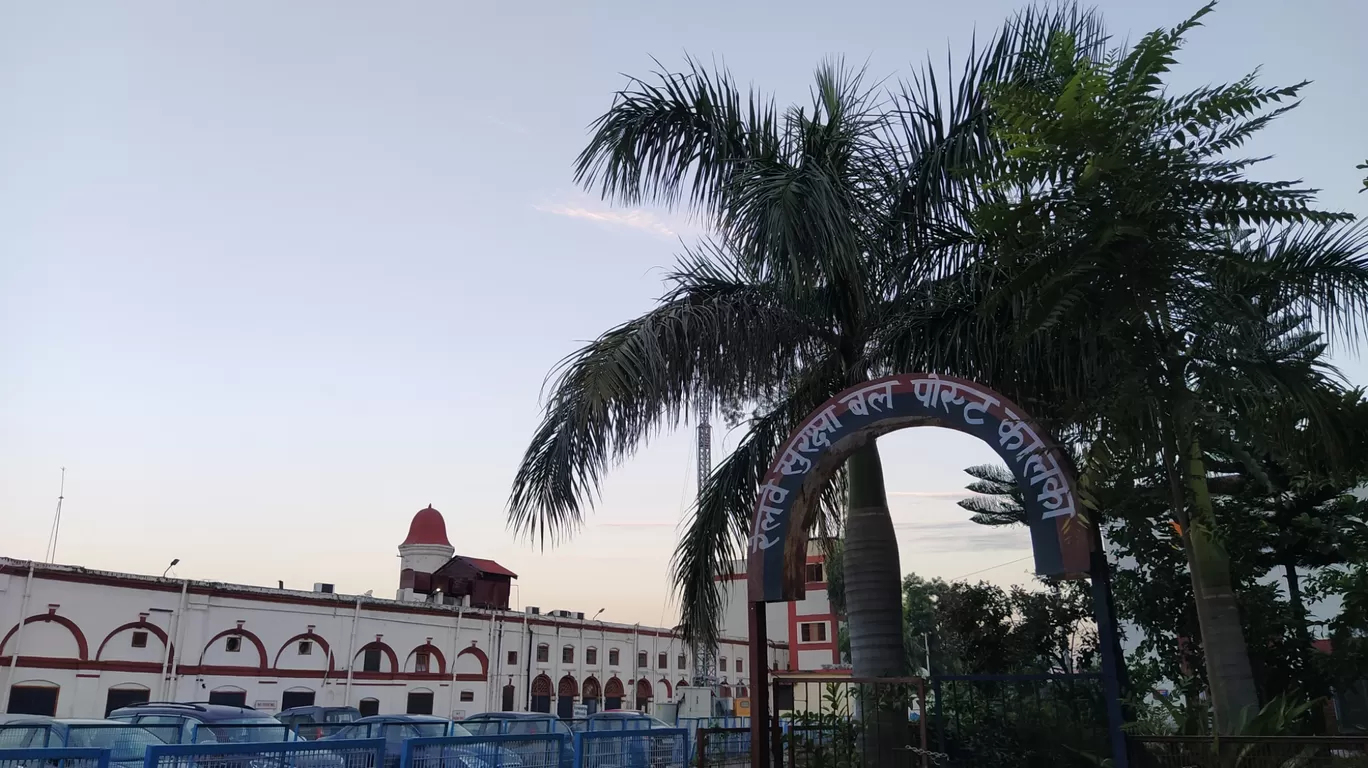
{"left": 0, "top": 559, "right": 767, "bottom": 719}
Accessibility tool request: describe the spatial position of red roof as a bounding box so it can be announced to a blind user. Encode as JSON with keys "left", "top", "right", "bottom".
{"left": 459, "top": 556, "right": 517, "bottom": 579}
{"left": 402, "top": 506, "right": 451, "bottom": 547}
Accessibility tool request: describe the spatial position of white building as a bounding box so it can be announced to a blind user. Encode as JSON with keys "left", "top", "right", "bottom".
{"left": 0, "top": 506, "right": 787, "bottom": 720}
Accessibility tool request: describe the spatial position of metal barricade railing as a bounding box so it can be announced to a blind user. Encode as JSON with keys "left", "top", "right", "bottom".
{"left": 1133, "top": 735, "right": 1368, "bottom": 768}
{"left": 574, "top": 728, "right": 688, "bottom": 768}
{"left": 695, "top": 727, "right": 750, "bottom": 768}
{"left": 143, "top": 737, "right": 384, "bottom": 768}
{"left": 0, "top": 725, "right": 56, "bottom": 749}
{"left": 61, "top": 723, "right": 182, "bottom": 761}
{"left": 677, "top": 718, "right": 749, "bottom": 763}
{"left": 0, "top": 747, "right": 110, "bottom": 768}
{"left": 187, "top": 722, "right": 293, "bottom": 744}
{"left": 402, "top": 734, "right": 571, "bottom": 768}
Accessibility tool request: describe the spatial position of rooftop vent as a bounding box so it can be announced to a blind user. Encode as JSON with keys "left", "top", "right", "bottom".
{"left": 312, "top": 583, "right": 335, "bottom": 594}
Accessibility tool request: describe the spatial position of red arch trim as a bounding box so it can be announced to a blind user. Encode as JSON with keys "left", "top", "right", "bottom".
{"left": 604, "top": 676, "right": 625, "bottom": 698}
{"left": 96, "top": 621, "right": 171, "bottom": 662}
{"left": 0, "top": 613, "right": 89, "bottom": 660}
{"left": 404, "top": 643, "right": 447, "bottom": 675}
{"left": 635, "top": 679, "right": 653, "bottom": 700}
{"left": 455, "top": 646, "right": 488, "bottom": 677}
{"left": 201, "top": 627, "right": 269, "bottom": 670}
{"left": 557, "top": 674, "right": 578, "bottom": 697}
{"left": 582, "top": 676, "right": 602, "bottom": 699}
{"left": 272, "top": 631, "right": 334, "bottom": 671}
{"left": 354, "top": 641, "right": 399, "bottom": 673}
{"left": 658, "top": 678, "right": 673, "bottom": 698}
{"left": 530, "top": 673, "right": 552, "bottom": 696}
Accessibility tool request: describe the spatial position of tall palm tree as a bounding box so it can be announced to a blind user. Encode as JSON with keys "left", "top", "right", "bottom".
{"left": 507, "top": 8, "right": 1107, "bottom": 679}
{"left": 969, "top": 3, "right": 1368, "bottom": 730}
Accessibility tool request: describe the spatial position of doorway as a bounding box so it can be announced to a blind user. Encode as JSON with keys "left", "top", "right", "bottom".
{"left": 208, "top": 690, "right": 247, "bottom": 707}
{"left": 6, "top": 685, "right": 58, "bottom": 715}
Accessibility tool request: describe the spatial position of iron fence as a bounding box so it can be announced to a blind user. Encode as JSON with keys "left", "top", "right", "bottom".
{"left": 185, "top": 723, "right": 292, "bottom": 745}
{"left": 695, "top": 727, "right": 749, "bottom": 768}
{"left": 60, "top": 724, "right": 181, "bottom": 762}
{"left": 290, "top": 725, "right": 352, "bottom": 742}
{"left": 402, "top": 734, "right": 570, "bottom": 768}
{"left": 142, "top": 736, "right": 384, "bottom": 768}
{"left": 574, "top": 728, "right": 688, "bottom": 768}
{"left": 0, "top": 726, "right": 56, "bottom": 749}
{"left": 929, "top": 673, "right": 1108, "bottom": 768}
{"left": 769, "top": 676, "right": 930, "bottom": 768}
{"left": 1132, "top": 735, "right": 1368, "bottom": 768}
{"left": 0, "top": 747, "right": 110, "bottom": 768}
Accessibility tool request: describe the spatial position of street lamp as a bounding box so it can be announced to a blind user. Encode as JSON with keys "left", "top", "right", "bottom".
{"left": 591, "top": 608, "right": 605, "bottom": 622}
{"left": 162, "top": 559, "right": 180, "bottom": 578}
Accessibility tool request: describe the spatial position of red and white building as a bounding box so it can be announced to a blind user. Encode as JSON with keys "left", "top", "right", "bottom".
{"left": 0, "top": 506, "right": 787, "bottom": 720}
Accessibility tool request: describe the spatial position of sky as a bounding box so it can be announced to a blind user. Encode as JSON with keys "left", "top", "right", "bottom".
{"left": 2, "top": 0, "right": 1365, "bottom": 627}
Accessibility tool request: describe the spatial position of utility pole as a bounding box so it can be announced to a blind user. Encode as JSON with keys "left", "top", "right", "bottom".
{"left": 691, "top": 404, "right": 717, "bottom": 688}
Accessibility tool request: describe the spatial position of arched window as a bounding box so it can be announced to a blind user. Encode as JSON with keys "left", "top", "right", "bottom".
{"left": 736, "top": 658, "right": 743, "bottom": 673}
{"left": 536, "top": 644, "right": 549, "bottom": 663}
{"left": 637, "top": 651, "right": 647, "bottom": 668}
{"left": 677, "top": 654, "right": 686, "bottom": 670}
{"left": 720, "top": 656, "right": 727, "bottom": 672}
{"left": 657, "top": 652, "right": 667, "bottom": 669}
{"left": 562, "top": 645, "right": 574, "bottom": 664}
{"left": 586, "top": 647, "right": 598, "bottom": 665}
{"left": 608, "top": 649, "right": 620, "bottom": 666}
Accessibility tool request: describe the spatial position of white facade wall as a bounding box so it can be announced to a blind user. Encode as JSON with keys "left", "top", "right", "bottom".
{"left": 0, "top": 559, "right": 776, "bottom": 720}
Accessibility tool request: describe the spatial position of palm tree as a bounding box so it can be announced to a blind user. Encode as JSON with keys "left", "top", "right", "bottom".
{"left": 970, "top": 3, "right": 1368, "bottom": 730}
{"left": 507, "top": 8, "right": 1107, "bottom": 681}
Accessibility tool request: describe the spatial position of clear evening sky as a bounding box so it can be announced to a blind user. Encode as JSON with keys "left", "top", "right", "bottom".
{"left": 3, "top": 1, "right": 1364, "bottom": 626}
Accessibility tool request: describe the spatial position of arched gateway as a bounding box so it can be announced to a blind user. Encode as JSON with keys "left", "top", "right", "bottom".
{"left": 744, "top": 374, "right": 1126, "bottom": 768}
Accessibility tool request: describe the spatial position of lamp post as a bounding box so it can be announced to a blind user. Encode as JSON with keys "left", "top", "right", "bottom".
{"left": 162, "top": 558, "right": 180, "bottom": 578}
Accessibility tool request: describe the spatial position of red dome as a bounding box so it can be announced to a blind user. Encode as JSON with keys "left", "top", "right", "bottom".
{"left": 402, "top": 505, "right": 451, "bottom": 547}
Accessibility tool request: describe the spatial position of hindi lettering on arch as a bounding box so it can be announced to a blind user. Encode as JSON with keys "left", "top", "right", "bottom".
{"left": 777, "top": 448, "right": 813, "bottom": 476}
{"left": 757, "top": 503, "right": 784, "bottom": 532}
{"left": 840, "top": 380, "right": 897, "bottom": 416}
{"left": 749, "top": 531, "right": 779, "bottom": 552}
{"left": 998, "top": 409, "right": 1045, "bottom": 458}
{"left": 757, "top": 482, "right": 789, "bottom": 506}
{"left": 792, "top": 406, "right": 843, "bottom": 453}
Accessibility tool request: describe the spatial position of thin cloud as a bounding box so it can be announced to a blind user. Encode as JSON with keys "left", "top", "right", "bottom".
{"left": 484, "top": 116, "right": 531, "bottom": 137}
{"left": 596, "top": 521, "right": 676, "bottom": 528}
{"left": 535, "top": 202, "right": 678, "bottom": 237}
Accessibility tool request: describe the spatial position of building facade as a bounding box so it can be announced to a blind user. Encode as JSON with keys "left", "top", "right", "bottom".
{"left": 0, "top": 506, "right": 786, "bottom": 719}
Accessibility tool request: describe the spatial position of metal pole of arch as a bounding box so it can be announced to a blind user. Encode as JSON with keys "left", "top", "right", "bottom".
{"left": 1091, "top": 530, "right": 1130, "bottom": 768}
{"left": 748, "top": 601, "right": 770, "bottom": 768}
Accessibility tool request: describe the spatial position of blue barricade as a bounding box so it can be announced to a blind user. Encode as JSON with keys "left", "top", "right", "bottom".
{"left": 143, "top": 736, "right": 384, "bottom": 768}
{"left": 402, "top": 733, "right": 570, "bottom": 768}
{"left": 0, "top": 725, "right": 56, "bottom": 749}
{"left": 187, "top": 721, "right": 293, "bottom": 744}
{"left": 0, "top": 747, "right": 110, "bottom": 768}
{"left": 573, "top": 729, "right": 687, "bottom": 768}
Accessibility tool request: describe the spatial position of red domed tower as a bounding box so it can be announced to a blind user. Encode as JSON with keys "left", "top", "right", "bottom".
{"left": 397, "top": 505, "right": 455, "bottom": 601}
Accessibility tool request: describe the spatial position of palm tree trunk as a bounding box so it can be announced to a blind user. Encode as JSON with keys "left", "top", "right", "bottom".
{"left": 844, "top": 438, "right": 906, "bottom": 677}
{"left": 1184, "top": 436, "right": 1261, "bottom": 733}
{"left": 842, "top": 439, "right": 906, "bottom": 767}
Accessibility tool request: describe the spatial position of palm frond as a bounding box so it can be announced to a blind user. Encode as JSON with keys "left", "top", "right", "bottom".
{"left": 671, "top": 361, "right": 847, "bottom": 648}
{"left": 507, "top": 254, "right": 817, "bottom": 546}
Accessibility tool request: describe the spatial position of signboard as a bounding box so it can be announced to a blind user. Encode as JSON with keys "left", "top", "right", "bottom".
{"left": 253, "top": 700, "right": 277, "bottom": 712}
{"left": 572, "top": 704, "right": 589, "bottom": 719}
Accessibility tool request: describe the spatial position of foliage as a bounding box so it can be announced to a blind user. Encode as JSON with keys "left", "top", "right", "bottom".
{"left": 902, "top": 572, "right": 1097, "bottom": 676}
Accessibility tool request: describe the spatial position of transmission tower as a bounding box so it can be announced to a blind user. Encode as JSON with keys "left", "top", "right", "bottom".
{"left": 691, "top": 407, "right": 718, "bottom": 688}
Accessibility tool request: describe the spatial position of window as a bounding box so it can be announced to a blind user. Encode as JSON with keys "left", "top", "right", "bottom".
{"left": 281, "top": 690, "right": 315, "bottom": 710}
{"left": 131, "top": 631, "right": 148, "bottom": 649}
{"left": 225, "top": 636, "right": 242, "bottom": 653}
{"left": 415, "top": 652, "right": 429, "bottom": 673}
{"left": 608, "top": 649, "right": 619, "bottom": 666}
{"left": 678, "top": 654, "right": 686, "bottom": 670}
{"left": 736, "top": 658, "right": 743, "bottom": 673}
{"left": 363, "top": 648, "right": 382, "bottom": 672}
{"left": 657, "top": 652, "right": 667, "bottom": 669}
{"left": 298, "top": 641, "right": 312, "bottom": 655}
{"left": 720, "top": 657, "right": 727, "bottom": 672}
{"left": 637, "top": 651, "right": 647, "bottom": 668}
{"left": 562, "top": 646, "right": 574, "bottom": 664}
{"left": 358, "top": 698, "right": 380, "bottom": 717}
{"left": 507, "top": 651, "right": 518, "bottom": 665}
{"left": 406, "top": 691, "right": 434, "bottom": 715}
{"left": 586, "top": 648, "right": 597, "bottom": 665}
{"left": 806, "top": 563, "right": 825, "bottom": 583}
{"left": 800, "top": 623, "right": 828, "bottom": 643}
{"left": 537, "top": 644, "right": 549, "bottom": 663}
{"left": 459, "top": 691, "right": 475, "bottom": 702}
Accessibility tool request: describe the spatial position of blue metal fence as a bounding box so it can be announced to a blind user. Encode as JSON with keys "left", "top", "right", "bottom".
{"left": 142, "top": 737, "right": 384, "bottom": 768}
{"left": 0, "top": 747, "right": 110, "bottom": 768}
{"left": 574, "top": 729, "right": 688, "bottom": 768}
{"left": 0, "top": 725, "right": 55, "bottom": 749}
{"left": 401, "top": 734, "right": 570, "bottom": 768}
{"left": 186, "top": 722, "right": 293, "bottom": 744}
{"left": 61, "top": 724, "right": 181, "bottom": 762}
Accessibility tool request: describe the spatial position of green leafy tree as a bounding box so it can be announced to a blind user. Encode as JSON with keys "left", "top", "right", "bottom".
{"left": 972, "top": 3, "right": 1368, "bottom": 731}
{"left": 506, "top": 9, "right": 1108, "bottom": 688}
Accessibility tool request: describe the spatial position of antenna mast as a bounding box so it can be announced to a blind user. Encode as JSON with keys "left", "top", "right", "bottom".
{"left": 45, "top": 467, "right": 66, "bottom": 563}
{"left": 692, "top": 405, "right": 718, "bottom": 688}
